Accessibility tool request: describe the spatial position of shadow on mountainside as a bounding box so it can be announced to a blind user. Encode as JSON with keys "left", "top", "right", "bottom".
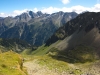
{"left": 48, "top": 12, "right": 100, "bottom": 63}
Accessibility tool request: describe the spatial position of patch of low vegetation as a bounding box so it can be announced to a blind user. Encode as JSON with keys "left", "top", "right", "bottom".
{"left": 23, "top": 55, "right": 84, "bottom": 75}
{"left": 0, "top": 51, "right": 27, "bottom": 75}
{"left": 69, "top": 46, "right": 97, "bottom": 63}
{"left": 21, "top": 49, "right": 33, "bottom": 55}
{"left": 31, "top": 45, "right": 49, "bottom": 55}
{"left": 33, "top": 55, "right": 73, "bottom": 73}
{"left": 55, "top": 45, "right": 98, "bottom": 63}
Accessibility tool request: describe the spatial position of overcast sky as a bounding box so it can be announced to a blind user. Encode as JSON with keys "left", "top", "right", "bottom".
{"left": 0, "top": 0, "right": 100, "bottom": 17}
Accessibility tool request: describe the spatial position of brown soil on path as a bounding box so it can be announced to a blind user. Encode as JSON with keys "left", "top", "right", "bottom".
{"left": 23, "top": 60, "right": 60, "bottom": 75}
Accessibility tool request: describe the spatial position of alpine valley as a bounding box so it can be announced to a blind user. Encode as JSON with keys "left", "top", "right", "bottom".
{"left": 27, "top": 12, "right": 100, "bottom": 75}
{"left": 1, "top": 11, "right": 100, "bottom": 75}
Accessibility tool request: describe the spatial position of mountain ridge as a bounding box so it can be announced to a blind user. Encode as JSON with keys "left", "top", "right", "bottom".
{"left": 0, "top": 11, "right": 78, "bottom": 46}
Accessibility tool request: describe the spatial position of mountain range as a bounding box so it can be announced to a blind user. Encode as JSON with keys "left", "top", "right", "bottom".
{"left": 1, "top": 11, "right": 100, "bottom": 75}
{"left": 0, "top": 11, "right": 78, "bottom": 46}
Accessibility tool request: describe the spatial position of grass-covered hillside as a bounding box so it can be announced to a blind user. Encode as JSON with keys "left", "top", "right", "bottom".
{"left": 0, "top": 51, "right": 27, "bottom": 75}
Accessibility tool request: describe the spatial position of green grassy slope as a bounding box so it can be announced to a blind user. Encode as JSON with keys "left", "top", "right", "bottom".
{"left": 21, "top": 41, "right": 60, "bottom": 56}
{"left": 0, "top": 51, "right": 27, "bottom": 75}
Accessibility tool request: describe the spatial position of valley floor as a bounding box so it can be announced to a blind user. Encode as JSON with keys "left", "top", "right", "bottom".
{"left": 23, "top": 55, "right": 100, "bottom": 75}
{"left": 24, "top": 60, "right": 60, "bottom": 75}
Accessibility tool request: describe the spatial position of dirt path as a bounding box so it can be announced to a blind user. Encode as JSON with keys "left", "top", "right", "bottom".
{"left": 23, "top": 58, "right": 100, "bottom": 75}
{"left": 23, "top": 60, "right": 60, "bottom": 75}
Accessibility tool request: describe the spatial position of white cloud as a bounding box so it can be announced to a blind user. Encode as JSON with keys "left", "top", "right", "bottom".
{"left": 40, "top": 6, "right": 90, "bottom": 14}
{"left": 0, "top": 9, "right": 29, "bottom": 17}
{"left": 13, "top": 9, "right": 29, "bottom": 16}
{"left": 40, "top": 4, "right": 100, "bottom": 14}
{"left": 61, "top": 0, "right": 70, "bottom": 4}
{"left": 0, "top": 13, "right": 10, "bottom": 17}
{"left": 1, "top": 3, "right": 100, "bottom": 17}
{"left": 41, "top": 7, "right": 60, "bottom": 14}
{"left": 0, "top": 13, "right": 5, "bottom": 17}
{"left": 0, "top": 13, "right": 4, "bottom": 15}
{"left": 70, "top": 5, "right": 90, "bottom": 14}
{"left": 92, "top": 4, "right": 100, "bottom": 12}
{"left": 33, "top": 8, "right": 38, "bottom": 12}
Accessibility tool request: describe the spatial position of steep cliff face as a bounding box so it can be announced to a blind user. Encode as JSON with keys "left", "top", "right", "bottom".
{"left": 0, "top": 11, "right": 78, "bottom": 46}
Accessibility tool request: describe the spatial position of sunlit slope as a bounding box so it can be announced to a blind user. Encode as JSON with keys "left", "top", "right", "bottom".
{"left": 0, "top": 51, "right": 27, "bottom": 75}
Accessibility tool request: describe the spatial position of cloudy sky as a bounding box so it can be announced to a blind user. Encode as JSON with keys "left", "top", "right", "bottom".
{"left": 0, "top": 0, "right": 100, "bottom": 17}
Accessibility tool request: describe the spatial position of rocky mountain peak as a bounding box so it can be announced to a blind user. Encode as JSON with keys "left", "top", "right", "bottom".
{"left": 0, "top": 11, "right": 78, "bottom": 46}
{"left": 37, "top": 11, "right": 43, "bottom": 16}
